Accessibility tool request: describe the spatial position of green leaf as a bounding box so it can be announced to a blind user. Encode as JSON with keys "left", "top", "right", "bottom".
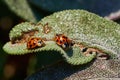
{"left": 39, "top": 10, "right": 120, "bottom": 58}
{"left": 3, "top": 10, "right": 120, "bottom": 65}
{"left": 65, "top": 46, "right": 96, "bottom": 65}
{"left": 4, "top": 0, "right": 37, "bottom": 22}
{"left": 9, "top": 22, "right": 38, "bottom": 41}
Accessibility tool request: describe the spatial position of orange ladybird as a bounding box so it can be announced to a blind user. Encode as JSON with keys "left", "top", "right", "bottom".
{"left": 54, "top": 34, "right": 74, "bottom": 49}
{"left": 27, "top": 37, "right": 45, "bottom": 49}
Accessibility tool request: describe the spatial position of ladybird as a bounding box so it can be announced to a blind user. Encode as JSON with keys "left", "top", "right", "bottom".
{"left": 27, "top": 37, "right": 45, "bottom": 49}
{"left": 54, "top": 34, "right": 74, "bottom": 49}
{"left": 43, "top": 23, "right": 51, "bottom": 34}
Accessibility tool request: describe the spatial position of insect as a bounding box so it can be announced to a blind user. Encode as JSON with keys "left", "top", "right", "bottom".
{"left": 27, "top": 37, "right": 45, "bottom": 49}
{"left": 54, "top": 34, "right": 74, "bottom": 49}
{"left": 43, "top": 23, "right": 51, "bottom": 34}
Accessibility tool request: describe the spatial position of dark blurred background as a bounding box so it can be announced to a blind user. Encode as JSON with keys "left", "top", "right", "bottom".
{"left": 0, "top": 0, "right": 120, "bottom": 80}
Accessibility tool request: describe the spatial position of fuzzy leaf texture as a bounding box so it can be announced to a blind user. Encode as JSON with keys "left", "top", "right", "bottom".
{"left": 4, "top": 0, "right": 37, "bottom": 22}
{"left": 39, "top": 10, "right": 120, "bottom": 58}
{"left": 9, "top": 22, "right": 37, "bottom": 40}
{"left": 3, "top": 10, "right": 120, "bottom": 65}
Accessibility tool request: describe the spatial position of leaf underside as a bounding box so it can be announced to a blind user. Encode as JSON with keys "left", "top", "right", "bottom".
{"left": 4, "top": 0, "right": 37, "bottom": 22}
{"left": 3, "top": 41, "right": 96, "bottom": 65}
{"left": 25, "top": 59, "right": 120, "bottom": 80}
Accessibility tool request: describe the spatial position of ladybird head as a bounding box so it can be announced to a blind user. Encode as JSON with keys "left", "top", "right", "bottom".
{"left": 37, "top": 39, "right": 45, "bottom": 47}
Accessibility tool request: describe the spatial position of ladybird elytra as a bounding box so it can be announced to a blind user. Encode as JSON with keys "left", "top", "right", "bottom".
{"left": 54, "top": 34, "right": 73, "bottom": 49}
